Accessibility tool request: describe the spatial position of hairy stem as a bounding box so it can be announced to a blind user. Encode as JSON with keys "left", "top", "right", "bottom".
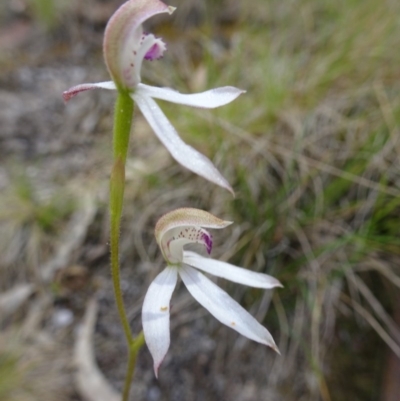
{"left": 121, "top": 332, "right": 145, "bottom": 401}
{"left": 113, "top": 91, "right": 134, "bottom": 163}
{"left": 109, "top": 92, "right": 144, "bottom": 401}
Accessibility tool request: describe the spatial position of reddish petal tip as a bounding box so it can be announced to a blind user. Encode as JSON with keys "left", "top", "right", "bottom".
{"left": 154, "top": 363, "right": 160, "bottom": 379}
{"left": 62, "top": 91, "right": 74, "bottom": 102}
{"left": 272, "top": 343, "right": 281, "bottom": 355}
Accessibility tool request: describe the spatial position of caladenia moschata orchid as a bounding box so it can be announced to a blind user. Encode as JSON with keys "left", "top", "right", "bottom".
{"left": 63, "top": 1, "right": 244, "bottom": 399}
{"left": 63, "top": 0, "right": 248, "bottom": 401}
{"left": 63, "top": 0, "right": 244, "bottom": 193}
{"left": 143, "top": 208, "right": 283, "bottom": 376}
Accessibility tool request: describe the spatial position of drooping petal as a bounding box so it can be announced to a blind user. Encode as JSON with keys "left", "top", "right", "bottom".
{"left": 183, "top": 251, "right": 283, "bottom": 289}
{"left": 103, "top": 0, "right": 175, "bottom": 89}
{"left": 180, "top": 265, "right": 279, "bottom": 352}
{"left": 136, "top": 84, "right": 245, "bottom": 108}
{"left": 62, "top": 81, "right": 116, "bottom": 102}
{"left": 142, "top": 266, "right": 178, "bottom": 377}
{"left": 133, "top": 93, "right": 234, "bottom": 194}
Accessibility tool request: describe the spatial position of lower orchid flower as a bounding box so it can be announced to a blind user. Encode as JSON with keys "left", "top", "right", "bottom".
{"left": 63, "top": 0, "right": 244, "bottom": 194}
{"left": 142, "top": 208, "right": 283, "bottom": 376}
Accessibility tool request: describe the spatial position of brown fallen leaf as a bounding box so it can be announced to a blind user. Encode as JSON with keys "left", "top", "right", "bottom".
{"left": 74, "top": 298, "right": 120, "bottom": 401}
{"left": 0, "top": 284, "right": 35, "bottom": 322}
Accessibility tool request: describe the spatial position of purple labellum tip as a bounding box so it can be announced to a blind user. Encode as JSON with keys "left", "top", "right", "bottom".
{"left": 202, "top": 233, "right": 213, "bottom": 254}
{"left": 145, "top": 44, "right": 161, "bottom": 60}
{"left": 144, "top": 37, "right": 167, "bottom": 60}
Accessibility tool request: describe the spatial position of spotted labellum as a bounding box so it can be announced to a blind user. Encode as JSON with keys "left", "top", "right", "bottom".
{"left": 63, "top": 0, "right": 245, "bottom": 193}
{"left": 142, "top": 208, "right": 283, "bottom": 376}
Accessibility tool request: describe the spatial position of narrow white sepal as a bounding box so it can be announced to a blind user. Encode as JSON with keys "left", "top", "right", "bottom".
{"left": 183, "top": 251, "right": 283, "bottom": 289}
{"left": 63, "top": 81, "right": 116, "bottom": 101}
{"left": 132, "top": 93, "right": 233, "bottom": 194}
{"left": 142, "top": 266, "right": 178, "bottom": 377}
{"left": 179, "top": 265, "right": 279, "bottom": 352}
{"left": 136, "top": 83, "right": 245, "bottom": 108}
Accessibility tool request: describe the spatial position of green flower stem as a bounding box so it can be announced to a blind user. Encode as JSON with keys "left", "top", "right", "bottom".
{"left": 113, "top": 91, "right": 134, "bottom": 163}
{"left": 109, "top": 91, "right": 144, "bottom": 401}
{"left": 122, "top": 332, "right": 145, "bottom": 401}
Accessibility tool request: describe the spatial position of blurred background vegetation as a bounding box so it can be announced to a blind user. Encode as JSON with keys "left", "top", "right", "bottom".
{"left": 1, "top": 0, "right": 400, "bottom": 400}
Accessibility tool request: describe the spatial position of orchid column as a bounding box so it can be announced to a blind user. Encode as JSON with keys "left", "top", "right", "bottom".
{"left": 63, "top": 0, "right": 244, "bottom": 399}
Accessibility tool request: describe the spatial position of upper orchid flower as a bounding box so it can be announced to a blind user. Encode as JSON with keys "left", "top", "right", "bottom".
{"left": 63, "top": 0, "right": 244, "bottom": 193}
{"left": 142, "top": 208, "right": 282, "bottom": 376}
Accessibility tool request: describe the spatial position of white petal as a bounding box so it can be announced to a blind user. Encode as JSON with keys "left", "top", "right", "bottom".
{"left": 63, "top": 81, "right": 116, "bottom": 101}
{"left": 142, "top": 266, "right": 178, "bottom": 377}
{"left": 137, "top": 83, "right": 245, "bottom": 108}
{"left": 183, "top": 251, "right": 283, "bottom": 289}
{"left": 180, "top": 265, "right": 279, "bottom": 351}
{"left": 133, "top": 93, "right": 233, "bottom": 193}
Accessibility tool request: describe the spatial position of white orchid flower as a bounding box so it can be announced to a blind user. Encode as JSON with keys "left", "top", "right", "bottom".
{"left": 63, "top": 0, "right": 244, "bottom": 193}
{"left": 142, "top": 208, "right": 282, "bottom": 376}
